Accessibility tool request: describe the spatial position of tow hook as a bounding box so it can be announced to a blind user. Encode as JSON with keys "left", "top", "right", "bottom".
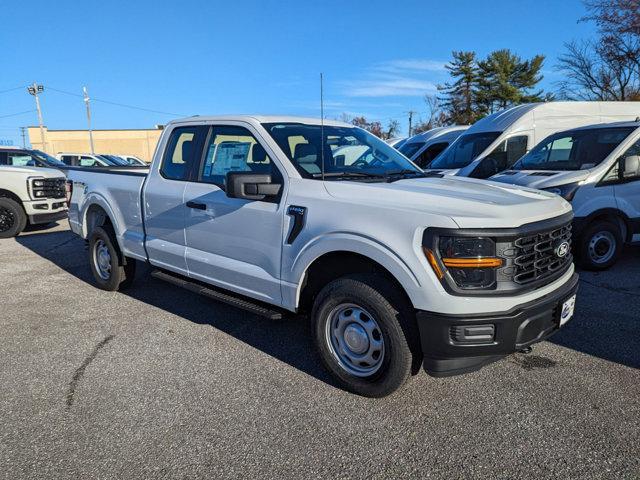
{"left": 518, "top": 346, "right": 533, "bottom": 354}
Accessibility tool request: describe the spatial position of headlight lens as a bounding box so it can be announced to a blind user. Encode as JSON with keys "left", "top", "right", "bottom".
{"left": 543, "top": 182, "right": 581, "bottom": 201}
{"left": 424, "top": 236, "right": 502, "bottom": 290}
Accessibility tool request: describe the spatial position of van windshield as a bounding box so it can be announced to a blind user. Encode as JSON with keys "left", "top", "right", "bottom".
{"left": 263, "top": 123, "right": 422, "bottom": 180}
{"left": 429, "top": 132, "right": 501, "bottom": 169}
{"left": 513, "top": 126, "right": 636, "bottom": 171}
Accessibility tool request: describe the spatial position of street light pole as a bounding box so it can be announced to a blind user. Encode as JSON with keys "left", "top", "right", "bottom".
{"left": 27, "top": 83, "right": 46, "bottom": 151}
{"left": 83, "top": 86, "right": 95, "bottom": 154}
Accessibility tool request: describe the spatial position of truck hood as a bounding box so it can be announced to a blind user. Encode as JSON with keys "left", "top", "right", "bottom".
{"left": 324, "top": 176, "right": 572, "bottom": 229}
{"left": 0, "top": 165, "right": 64, "bottom": 178}
{"left": 489, "top": 169, "right": 591, "bottom": 189}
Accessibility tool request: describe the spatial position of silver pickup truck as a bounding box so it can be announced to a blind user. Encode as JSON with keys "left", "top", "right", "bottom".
{"left": 67, "top": 115, "right": 579, "bottom": 397}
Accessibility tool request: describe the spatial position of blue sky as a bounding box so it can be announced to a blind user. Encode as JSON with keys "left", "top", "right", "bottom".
{"left": 0, "top": 0, "right": 597, "bottom": 145}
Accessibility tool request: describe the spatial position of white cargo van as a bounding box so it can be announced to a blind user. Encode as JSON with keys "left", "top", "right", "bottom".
{"left": 427, "top": 102, "right": 640, "bottom": 179}
{"left": 398, "top": 126, "right": 468, "bottom": 168}
{"left": 491, "top": 121, "right": 640, "bottom": 270}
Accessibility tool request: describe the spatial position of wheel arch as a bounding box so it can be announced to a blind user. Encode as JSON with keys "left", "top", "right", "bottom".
{"left": 576, "top": 208, "right": 631, "bottom": 243}
{"left": 0, "top": 189, "right": 25, "bottom": 208}
{"left": 296, "top": 250, "right": 418, "bottom": 314}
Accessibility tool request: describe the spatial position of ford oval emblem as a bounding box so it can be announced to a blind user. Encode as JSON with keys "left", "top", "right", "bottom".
{"left": 555, "top": 241, "right": 570, "bottom": 258}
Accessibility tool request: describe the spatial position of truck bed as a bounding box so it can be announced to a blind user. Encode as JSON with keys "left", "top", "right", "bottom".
{"left": 67, "top": 166, "right": 149, "bottom": 262}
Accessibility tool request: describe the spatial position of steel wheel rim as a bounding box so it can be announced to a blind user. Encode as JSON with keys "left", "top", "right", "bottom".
{"left": 325, "top": 303, "right": 385, "bottom": 377}
{"left": 588, "top": 231, "right": 616, "bottom": 264}
{"left": 0, "top": 207, "right": 15, "bottom": 233}
{"left": 93, "top": 239, "right": 112, "bottom": 280}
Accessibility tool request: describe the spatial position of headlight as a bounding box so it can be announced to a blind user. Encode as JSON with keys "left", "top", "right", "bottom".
{"left": 543, "top": 182, "right": 581, "bottom": 201}
{"left": 423, "top": 236, "right": 502, "bottom": 290}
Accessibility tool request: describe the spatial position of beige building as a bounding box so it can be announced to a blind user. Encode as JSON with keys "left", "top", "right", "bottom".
{"left": 28, "top": 126, "right": 164, "bottom": 162}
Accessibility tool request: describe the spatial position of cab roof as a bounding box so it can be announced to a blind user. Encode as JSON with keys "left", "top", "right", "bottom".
{"left": 169, "top": 115, "right": 352, "bottom": 128}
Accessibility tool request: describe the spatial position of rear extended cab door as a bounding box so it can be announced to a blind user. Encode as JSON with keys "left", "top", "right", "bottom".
{"left": 143, "top": 124, "right": 208, "bottom": 275}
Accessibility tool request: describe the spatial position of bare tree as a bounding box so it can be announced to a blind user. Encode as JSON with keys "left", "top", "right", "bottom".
{"left": 557, "top": 0, "right": 640, "bottom": 99}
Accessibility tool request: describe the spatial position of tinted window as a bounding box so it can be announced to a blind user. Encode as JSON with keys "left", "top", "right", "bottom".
{"left": 430, "top": 132, "right": 501, "bottom": 169}
{"left": 415, "top": 142, "right": 449, "bottom": 168}
{"left": 199, "top": 125, "right": 279, "bottom": 187}
{"left": 398, "top": 141, "right": 425, "bottom": 158}
{"left": 161, "top": 126, "right": 206, "bottom": 181}
{"left": 471, "top": 135, "right": 529, "bottom": 178}
{"left": 514, "top": 127, "right": 635, "bottom": 171}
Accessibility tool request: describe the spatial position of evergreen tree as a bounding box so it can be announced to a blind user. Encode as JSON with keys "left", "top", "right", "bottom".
{"left": 476, "top": 49, "right": 547, "bottom": 112}
{"left": 437, "top": 51, "right": 480, "bottom": 124}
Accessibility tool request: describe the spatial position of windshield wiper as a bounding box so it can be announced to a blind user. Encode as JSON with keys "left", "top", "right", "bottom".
{"left": 311, "top": 171, "right": 388, "bottom": 180}
{"left": 384, "top": 169, "right": 431, "bottom": 182}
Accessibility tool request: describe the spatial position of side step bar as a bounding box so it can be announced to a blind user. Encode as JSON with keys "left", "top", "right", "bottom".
{"left": 151, "top": 270, "right": 284, "bottom": 320}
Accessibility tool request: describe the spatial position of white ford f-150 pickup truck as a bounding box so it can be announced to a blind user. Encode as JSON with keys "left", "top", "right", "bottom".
{"left": 0, "top": 165, "right": 68, "bottom": 238}
{"left": 67, "top": 115, "right": 579, "bottom": 397}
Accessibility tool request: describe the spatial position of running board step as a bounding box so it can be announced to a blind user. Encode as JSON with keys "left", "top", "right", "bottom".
{"left": 151, "top": 270, "right": 284, "bottom": 320}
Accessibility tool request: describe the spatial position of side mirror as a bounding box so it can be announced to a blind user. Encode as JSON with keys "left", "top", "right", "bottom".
{"left": 226, "top": 172, "right": 281, "bottom": 201}
{"left": 622, "top": 155, "right": 640, "bottom": 178}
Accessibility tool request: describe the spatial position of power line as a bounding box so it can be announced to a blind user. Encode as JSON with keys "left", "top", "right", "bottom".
{"left": 0, "top": 85, "right": 29, "bottom": 95}
{"left": 47, "top": 86, "right": 185, "bottom": 117}
{"left": 0, "top": 109, "right": 36, "bottom": 119}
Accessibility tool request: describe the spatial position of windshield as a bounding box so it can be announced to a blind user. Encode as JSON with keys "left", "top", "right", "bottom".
{"left": 398, "top": 141, "right": 425, "bottom": 158}
{"left": 32, "top": 150, "right": 66, "bottom": 167}
{"left": 429, "top": 131, "right": 501, "bottom": 169}
{"left": 262, "top": 123, "right": 421, "bottom": 180}
{"left": 100, "top": 154, "right": 129, "bottom": 166}
{"left": 514, "top": 127, "right": 636, "bottom": 171}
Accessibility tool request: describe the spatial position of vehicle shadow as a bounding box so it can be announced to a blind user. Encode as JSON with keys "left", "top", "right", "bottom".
{"left": 548, "top": 245, "right": 640, "bottom": 370}
{"left": 13, "top": 229, "right": 640, "bottom": 381}
{"left": 13, "top": 229, "right": 338, "bottom": 389}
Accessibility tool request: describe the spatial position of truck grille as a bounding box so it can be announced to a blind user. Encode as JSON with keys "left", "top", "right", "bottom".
{"left": 498, "top": 222, "right": 573, "bottom": 287}
{"left": 31, "top": 178, "right": 66, "bottom": 199}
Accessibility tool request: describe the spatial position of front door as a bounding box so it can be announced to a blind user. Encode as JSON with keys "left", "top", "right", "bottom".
{"left": 614, "top": 139, "right": 640, "bottom": 242}
{"left": 183, "top": 124, "right": 286, "bottom": 304}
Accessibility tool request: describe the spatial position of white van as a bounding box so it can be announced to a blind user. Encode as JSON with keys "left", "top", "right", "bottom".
{"left": 398, "top": 126, "right": 468, "bottom": 168}
{"left": 490, "top": 121, "right": 640, "bottom": 270}
{"left": 427, "top": 102, "right": 640, "bottom": 179}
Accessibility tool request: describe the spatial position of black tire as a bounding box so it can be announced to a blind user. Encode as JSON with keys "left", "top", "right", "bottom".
{"left": 576, "top": 220, "right": 623, "bottom": 271}
{"left": 88, "top": 225, "right": 136, "bottom": 291}
{"left": 0, "top": 197, "right": 27, "bottom": 239}
{"left": 311, "top": 274, "right": 419, "bottom": 398}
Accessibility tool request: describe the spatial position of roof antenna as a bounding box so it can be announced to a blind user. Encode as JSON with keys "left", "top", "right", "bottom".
{"left": 320, "top": 72, "right": 325, "bottom": 181}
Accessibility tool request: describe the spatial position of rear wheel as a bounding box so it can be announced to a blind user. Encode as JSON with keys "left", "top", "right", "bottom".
{"left": 311, "top": 274, "right": 419, "bottom": 397}
{"left": 577, "top": 220, "right": 623, "bottom": 270}
{"left": 0, "top": 197, "right": 27, "bottom": 239}
{"left": 88, "top": 226, "right": 136, "bottom": 291}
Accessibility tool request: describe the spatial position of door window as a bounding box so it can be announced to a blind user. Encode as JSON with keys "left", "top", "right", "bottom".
{"left": 161, "top": 126, "right": 207, "bottom": 181}
{"left": 471, "top": 135, "right": 528, "bottom": 178}
{"left": 199, "top": 125, "right": 280, "bottom": 188}
{"left": 618, "top": 138, "right": 640, "bottom": 181}
{"left": 80, "top": 156, "right": 99, "bottom": 167}
{"left": 415, "top": 142, "right": 449, "bottom": 168}
{"left": 6, "top": 153, "right": 38, "bottom": 167}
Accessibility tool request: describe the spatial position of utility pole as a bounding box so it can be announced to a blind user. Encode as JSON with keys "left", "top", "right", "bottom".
{"left": 83, "top": 86, "right": 95, "bottom": 154}
{"left": 27, "top": 83, "right": 46, "bottom": 151}
{"left": 407, "top": 110, "right": 415, "bottom": 137}
{"left": 19, "top": 127, "right": 26, "bottom": 148}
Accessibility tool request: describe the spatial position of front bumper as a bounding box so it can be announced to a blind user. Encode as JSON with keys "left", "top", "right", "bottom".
{"left": 417, "top": 272, "right": 579, "bottom": 377}
{"left": 29, "top": 209, "right": 68, "bottom": 225}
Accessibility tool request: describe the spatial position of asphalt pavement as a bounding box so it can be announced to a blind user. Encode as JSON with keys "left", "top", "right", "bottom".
{"left": 1, "top": 222, "right": 639, "bottom": 479}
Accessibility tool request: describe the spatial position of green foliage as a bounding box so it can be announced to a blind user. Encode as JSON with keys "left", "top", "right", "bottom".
{"left": 438, "top": 49, "right": 548, "bottom": 124}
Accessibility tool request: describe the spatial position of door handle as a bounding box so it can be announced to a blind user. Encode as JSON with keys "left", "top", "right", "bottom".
{"left": 186, "top": 201, "right": 207, "bottom": 210}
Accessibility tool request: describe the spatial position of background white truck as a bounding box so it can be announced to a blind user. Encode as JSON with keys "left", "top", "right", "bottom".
{"left": 67, "top": 115, "right": 579, "bottom": 397}
{"left": 0, "top": 165, "right": 68, "bottom": 238}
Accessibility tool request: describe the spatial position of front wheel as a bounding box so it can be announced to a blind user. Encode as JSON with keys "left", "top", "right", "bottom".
{"left": 0, "top": 197, "right": 27, "bottom": 239}
{"left": 311, "top": 274, "right": 419, "bottom": 397}
{"left": 576, "top": 220, "right": 623, "bottom": 271}
{"left": 88, "top": 226, "right": 136, "bottom": 291}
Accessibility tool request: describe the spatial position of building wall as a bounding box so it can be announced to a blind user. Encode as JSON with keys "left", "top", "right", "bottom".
{"left": 27, "top": 126, "right": 163, "bottom": 162}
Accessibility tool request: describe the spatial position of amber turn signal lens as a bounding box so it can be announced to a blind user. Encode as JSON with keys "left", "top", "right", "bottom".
{"left": 423, "top": 247, "right": 444, "bottom": 279}
{"left": 442, "top": 257, "right": 503, "bottom": 268}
